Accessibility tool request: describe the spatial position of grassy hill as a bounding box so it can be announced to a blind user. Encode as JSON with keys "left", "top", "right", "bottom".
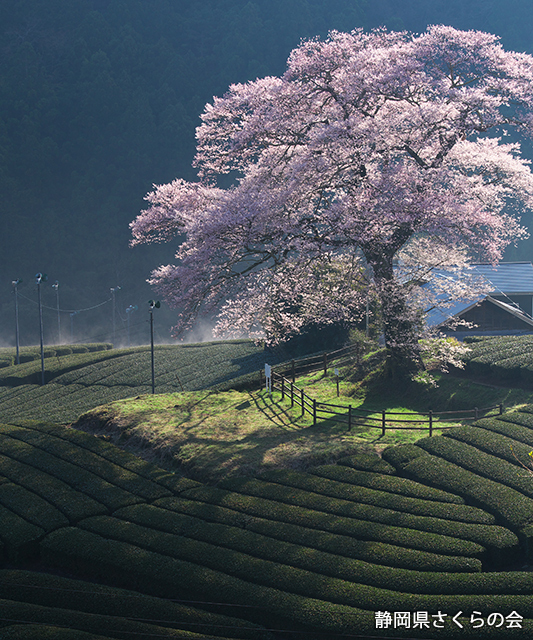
{"left": 3, "top": 337, "right": 533, "bottom": 637}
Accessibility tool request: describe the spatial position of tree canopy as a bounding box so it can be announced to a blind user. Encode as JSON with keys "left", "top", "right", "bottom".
{"left": 131, "top": 26, "right": 533, "bottom": 371}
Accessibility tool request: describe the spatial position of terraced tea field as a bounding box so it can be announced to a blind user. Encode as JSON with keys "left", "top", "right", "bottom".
{"left": 0, "top": 340, "right": 273, "bottom": 424}
{"left": 464, "top": 335, "right": 533, "bottom": 386}
{"left": 4, "top": 336, "right": 533, "bottom": 637}
{"left": 3, "top": 410, "right": 533, "bottom": 638}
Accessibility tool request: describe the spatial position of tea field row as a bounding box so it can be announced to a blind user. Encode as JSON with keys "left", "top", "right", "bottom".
{"left": 3, "top": 415, "right": 533, "bottom": 637}
{"left": 0, "top": 340, "right": 275, "bottom": 424}
{"left": 464, "top": 335, "right": 533, "bottom": 385}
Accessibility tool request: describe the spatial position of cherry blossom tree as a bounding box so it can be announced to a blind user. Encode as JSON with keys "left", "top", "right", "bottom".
{"left": 131, "top": 26, "right": 533, "bottom": 375}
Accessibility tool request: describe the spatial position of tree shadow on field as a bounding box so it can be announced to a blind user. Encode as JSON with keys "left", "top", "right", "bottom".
{"left": 202, "top": 349, "right": 289, "bottom": 392}
{"left": 169, "top": 423, "right": 373, "bottom": 484}
{"left": 77, "top": 387, "right": 373, "bottom": 484}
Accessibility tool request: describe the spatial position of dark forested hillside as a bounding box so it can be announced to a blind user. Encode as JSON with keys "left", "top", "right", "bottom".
{"left": 1, "top": 0, "right": 533, "bottom": 345}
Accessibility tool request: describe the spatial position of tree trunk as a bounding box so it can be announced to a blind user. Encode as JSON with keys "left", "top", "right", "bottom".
{"left": 362, "top": 231, "right": 423, "bottom": 378}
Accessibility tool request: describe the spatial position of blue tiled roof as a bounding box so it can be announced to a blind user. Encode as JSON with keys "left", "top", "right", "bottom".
{"left": 425, "top": 297, "right": 483, "bottom": 327}
{"left": 424, "top": 262, "right": 533, "bottom": 328}
{"left": 471, "top": 262, "right": 533, "bottom": 294}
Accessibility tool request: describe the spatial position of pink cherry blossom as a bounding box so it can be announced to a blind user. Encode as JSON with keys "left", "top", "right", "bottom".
{"left": 131, "top": 26, "right": 533, "bottom": 374}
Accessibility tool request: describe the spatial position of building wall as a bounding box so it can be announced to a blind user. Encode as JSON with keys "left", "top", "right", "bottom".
{"left": 490, "top": 294, "right": 533, "bottom": 316}
{"left": 460, "top": 300, "right": 533, "bottom": 332}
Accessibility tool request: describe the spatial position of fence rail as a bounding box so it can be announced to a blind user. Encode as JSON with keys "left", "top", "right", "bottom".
{"left": 271, "top": 343, "right": 367, "bottom": 381}
{"left": 268, "top": 371, "right": 503, "bottom": 437}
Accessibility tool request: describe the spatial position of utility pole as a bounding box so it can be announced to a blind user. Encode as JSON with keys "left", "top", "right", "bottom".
{"left": 52, "top": 281, "right": 60, "bottom": 344}
{"left": 110, "top": 286, "right": 121, "bottom": 346}
{"left": 126, "top": 305, "right": 137, "bottom": 347}
{"left": 12, "top": 279, "right": 22, "bottom": 365}
{"left": 70, "top": 311, "right": 78, "bottom": 344}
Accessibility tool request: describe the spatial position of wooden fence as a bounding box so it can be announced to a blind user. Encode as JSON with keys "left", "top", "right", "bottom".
{"left": 271, "top": 343, "right": 369, "bottom": 381}
{"left": 267, "top": 370, "right": 503, "bottom": 437}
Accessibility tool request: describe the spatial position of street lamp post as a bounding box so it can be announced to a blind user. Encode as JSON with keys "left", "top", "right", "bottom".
{"left": 148, "top": 300, "right": 160, "bottom": 394}
{"left": 12, "top": 279, "right": 22, "bottom": 365}
{"left": 36, "top": 273, "right": 48, "bottom": 385}
{"left": 52, "top": 281, "right": 60, "bottom": 344}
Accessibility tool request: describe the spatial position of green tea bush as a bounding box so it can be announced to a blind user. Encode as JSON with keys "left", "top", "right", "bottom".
{"left": 389, "top": 448, "right": 531, "bottom": 539}
{"left": 382, "top": 443, "right": 431, "bottom": 469}
{"left": 0, "top": 424, "right": 169, "bottom": 501}
{"left": 0, "top": 435, "right": 139, "bottom": 513}
{"left": 220, "top": 475, "right": 516, "bottom": 556}
{"left": 0, "top": 503, "right": 44, "bottom": 562}
{"left": 0, "top": 350, "right": 121, "bottom": 387}
{"left": 78, "top": 514, "right": 402, "bottom": 608}
{"left": 0, "top": 598, "right": 234, "bottom": 640}
{"left": 0, "top": 483, "right": 68, "bottom": 531}
{"left": 445, "top": 425, "right": 533, "bottom": 470}
{"left": 219, "top": 475, "right": 487, "bottom": 544}
{"left": 464, "top": 335, "right": 533, "bottom": 382}
{"left": 0, "top": 340, "right": 278, "bottom": 424}
{"left": 114, "top": 503, "right": 533, "bottom": 597}
{"left": 0, "top": 569, "right": 273, "bottom": 640}
{"left": 40, "top": 527, "right": 377, "bottom": 636}
{"left": 0, "top": 624, "right": 116, "bottom": 639}
{"left": 49, "top": 341, "right": 267, "bottom": 392}
{"left": 336, "top": 453, "right": 396, "bottom": 474}
{"left": 18, "top": 422, "right": 197, "bottom": 492}
{"left": 39, "top": 526, "right": 533, "bottom": 632}
{"left": 154, "top": 496, "right": 481, "bottom": 572}
{"left": 475, "top": 414, "right": 533, "bottom": 445}
{"left": 179, "top": 484, "right": 484, "bottom": 558}
{"left": 490, "top": 355, "right": 527, "bottom": 381}
{"left": 311, "top": 464, "right": 468, "bottom": 504}
{"left": 116, "top": 503, "right": 482, "bottom": 584}
{"left": 418, "top": 435, "right": 533, "bottom": 500}
{"left": 0, "top": 384, "right": 151, "bottom": 424}
{"left": 0, "top": 453, "right": 105, "bottom": 522}
{"left": 259, "top": 468, "right": 492, "bottom": 523}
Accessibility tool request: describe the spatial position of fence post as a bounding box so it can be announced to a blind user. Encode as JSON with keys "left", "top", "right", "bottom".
{"left": 429, "top": 410, "right": 433, "bottom": 437}
{"left": 301, "top": 388, "right": 305, "bottom": 417}
{"left": 313, "top": 399, "right": 317, "bottom": 426}
{"left": 499, "top": 403, "right": 503, "bottom": 415}
{"left": 281, "top": 377, "right": 285, "bottom": 400}
{"left": 291, "top": 360, "right": 295, "bottom": 383}
{"left": 348, "top": 405, "right": 352, "bottom": 431}
{"left": 290, "top": 382, "right": 294, "bottom": 408}
{"left": 323, "top": 353, "right": 328, "bottom": 376}
{"left": 381, "top": 410, "right": 386, "bottom": 437}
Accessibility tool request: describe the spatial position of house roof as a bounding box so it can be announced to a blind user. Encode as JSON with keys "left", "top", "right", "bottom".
{"left": 470, "top": 262, "right": 533, "bottom": 295}
{"left": 424, "top": 262, "right": 533, "bottom": 329}
{"left": 426, "top": 295, "right": 533, "bottom": 329}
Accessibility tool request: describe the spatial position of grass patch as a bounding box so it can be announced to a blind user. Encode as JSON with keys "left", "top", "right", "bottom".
{"left": 72, "top": 357, "right": 533, "bottom": 483}
{"left": 74, "top": 390, "right": 372, "bottom": 482}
